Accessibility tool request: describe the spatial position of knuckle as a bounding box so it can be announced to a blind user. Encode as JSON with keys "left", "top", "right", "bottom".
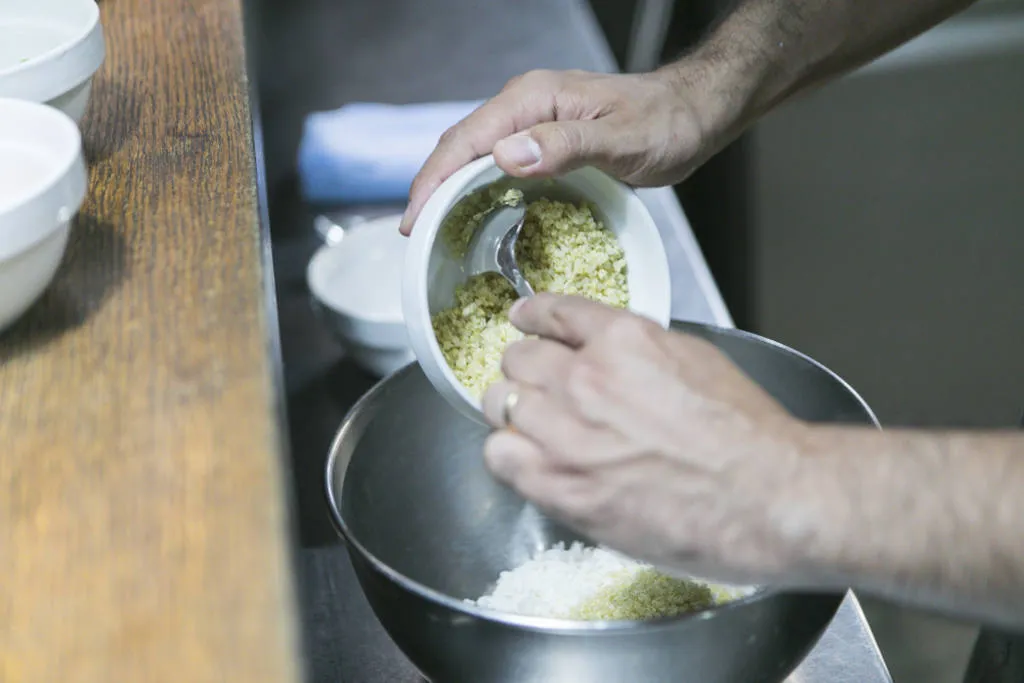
{"left": 501, "top": 338, "right": 548, "bottom": 384}
{"left": 548, "top": 124, "right": 583, "bottom": 156}
{"left": 522, "top": 68, "right": 552, "bottom": 82}
{"left": 517, "top": 469, "right": 563, "bottom": 510}
{"left": 511, "top": 386, "right": 539, "bottom": 427}
{"left": 565, "top": 357, "right": 604, "bottom": 407}
{"left": 521, "top": 68, "right": 560, "bottom": 90}
{"left": 437, "top": 124, "right": 460, "bottom": 146}
{"left": 508, "top": 385, "right": 554, "bottom": 436}
{"left": 604, "top": 314, "right": 656, "bottom": 346}
{"left": 499, "top": 341, "right": 523, "bottom": 378}
{"left": 408, "top": 170, "right": 431, "bottom": 198}
{"left": 501, "top": 73, "right": 526, "bottom": 92}
{"left": 547, "top": 296, "right": 577, "bottom": 340}
{"left": 561, "top": 477, "right": 616, "bottom": 525}
{"left": 678, "top": 332, "right": 721, "bottom": 359}
{"left": 482, "top": 433, "right": 510, "bottom": 475}
{"left": 481, "top": 383, "right": 507, "bottom": 427}
{"left": 407, "top": 174, "right": 423, "bottom": 199}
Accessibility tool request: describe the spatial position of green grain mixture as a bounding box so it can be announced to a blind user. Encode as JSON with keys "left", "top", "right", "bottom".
{"left": 432, "top": 187, "right": 629, "bottom": 398}
{"left": 569, "top": 569, "right": 715, "bottom": 621}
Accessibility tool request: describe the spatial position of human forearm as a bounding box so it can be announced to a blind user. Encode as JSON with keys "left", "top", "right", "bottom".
{"left": 787, "top": 426, "right": 1024, "bottom": 628}
{"left": 402, "top": 0, "right": 980, "bottom": 229}
{"left": 662, "top": 0, "right": 980, "bottom": 149}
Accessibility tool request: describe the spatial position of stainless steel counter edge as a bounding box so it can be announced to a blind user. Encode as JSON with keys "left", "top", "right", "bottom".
{"left": 791, "top": 594, "right": 894, "bottom": 682}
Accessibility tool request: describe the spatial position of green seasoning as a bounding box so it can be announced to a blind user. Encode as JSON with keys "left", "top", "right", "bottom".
{"left": 432, "top": 196, "right": 628, "bottom": 398}
{"left": 569, "top": 568, "right": 715, "bottom": 621}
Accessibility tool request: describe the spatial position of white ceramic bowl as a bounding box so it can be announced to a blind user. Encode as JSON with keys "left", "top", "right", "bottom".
{"left": 403, "top": 155, "right": 672, "bottom": 423}
{"left": 307, "top": 215, "right": 415, "bottom": 377}
{"left": 0, "top": 98, "right": 87, "bottom": 332}
{"left": 0, "top": 0, "right": 105, "bottom": 123}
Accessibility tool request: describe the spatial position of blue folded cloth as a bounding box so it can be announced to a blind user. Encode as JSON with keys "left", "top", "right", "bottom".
{"left": 297, "top": 100, "right": 485, "bottom": 204}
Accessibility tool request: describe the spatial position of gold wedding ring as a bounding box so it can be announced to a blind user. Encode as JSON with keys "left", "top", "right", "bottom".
{"left": 501, "top": 388, "right": 520, "bottom": 429}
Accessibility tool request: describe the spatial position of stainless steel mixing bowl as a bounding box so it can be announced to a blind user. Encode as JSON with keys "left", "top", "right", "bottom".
{"left": 325, "top": 321, "right": 879, "bottom": 683}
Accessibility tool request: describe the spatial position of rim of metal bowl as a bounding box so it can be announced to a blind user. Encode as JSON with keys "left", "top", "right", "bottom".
{"left": 673, "top": 322, "right": 879, "bottom": 431}
{"left": 324, "top": 321, "right": 880, "bottom": 634}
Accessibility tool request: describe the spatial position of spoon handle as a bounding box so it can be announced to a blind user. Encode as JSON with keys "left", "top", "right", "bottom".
{"left": 496, "top": 216, "right": 535, "bottom": 298}
{"left": 508, "top": 272, "right": 535, "bottom": 299}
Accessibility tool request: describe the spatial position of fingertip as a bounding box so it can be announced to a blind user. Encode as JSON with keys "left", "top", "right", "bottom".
{"left": 483, "top": 429, "right": 514, "bottom": 478}
{"left": 508, "top": 291, "right": 557, "bottom": 333}
{"left": 508, "top": 296, "right": 527, "bottom": 323}
{"left": 483, "top": 429, "right": 539, "bottom": 483}
{"left": 399, "top": 200, "right": 420, "bottom": 234}
{"left": 484, "top": 428, "right": 519, "bottom": 459}
{"left": 481, "top": 379, "right": 515, "bottom": 429}
{"left": 401, "top": 175, "right": 441, "bottom": 234}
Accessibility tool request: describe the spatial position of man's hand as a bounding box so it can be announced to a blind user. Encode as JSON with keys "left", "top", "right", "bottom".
{"left": 480, "top": 293, "right": 816, "bottom": 585}
{"left": 399, "top": 69, "right": 717, "bottom": 235}
{"left": 399, "top": 0, "right": 981, "bottom": 237}
{"left": 479, "top": 298, "right": 1024, "bottom": 629}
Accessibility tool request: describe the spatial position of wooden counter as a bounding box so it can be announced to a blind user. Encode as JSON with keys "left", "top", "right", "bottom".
{"left": 0, "top": 1, "right": 302, "bottom": 681}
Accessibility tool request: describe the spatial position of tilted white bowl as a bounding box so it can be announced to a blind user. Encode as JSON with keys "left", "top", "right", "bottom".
{"left": 0, "top": 0, "right": 106, "bottom": 123}
{"left": 0, "top": 98, "right": 87, "bottom": 332}
{"left": 402, "top": 155, "right": 672, "bottom": 423}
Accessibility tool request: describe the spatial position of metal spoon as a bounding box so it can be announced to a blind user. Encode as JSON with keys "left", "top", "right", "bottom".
{"left": 464, "top": 204, "right": 535, "bottom": 298}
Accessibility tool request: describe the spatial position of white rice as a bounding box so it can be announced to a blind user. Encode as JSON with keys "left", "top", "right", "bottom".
{"left": 467, "top": 542, "right": 755, "bottom": 620}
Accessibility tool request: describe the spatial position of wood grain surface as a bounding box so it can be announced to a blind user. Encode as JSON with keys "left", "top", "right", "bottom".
{"left": 0, "top": 1, "right": 302, "bottom": 681}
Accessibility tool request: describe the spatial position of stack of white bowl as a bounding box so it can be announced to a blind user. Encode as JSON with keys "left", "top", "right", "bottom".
{"left": 0, "top": 0, "right": 105, "bottom": 332}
